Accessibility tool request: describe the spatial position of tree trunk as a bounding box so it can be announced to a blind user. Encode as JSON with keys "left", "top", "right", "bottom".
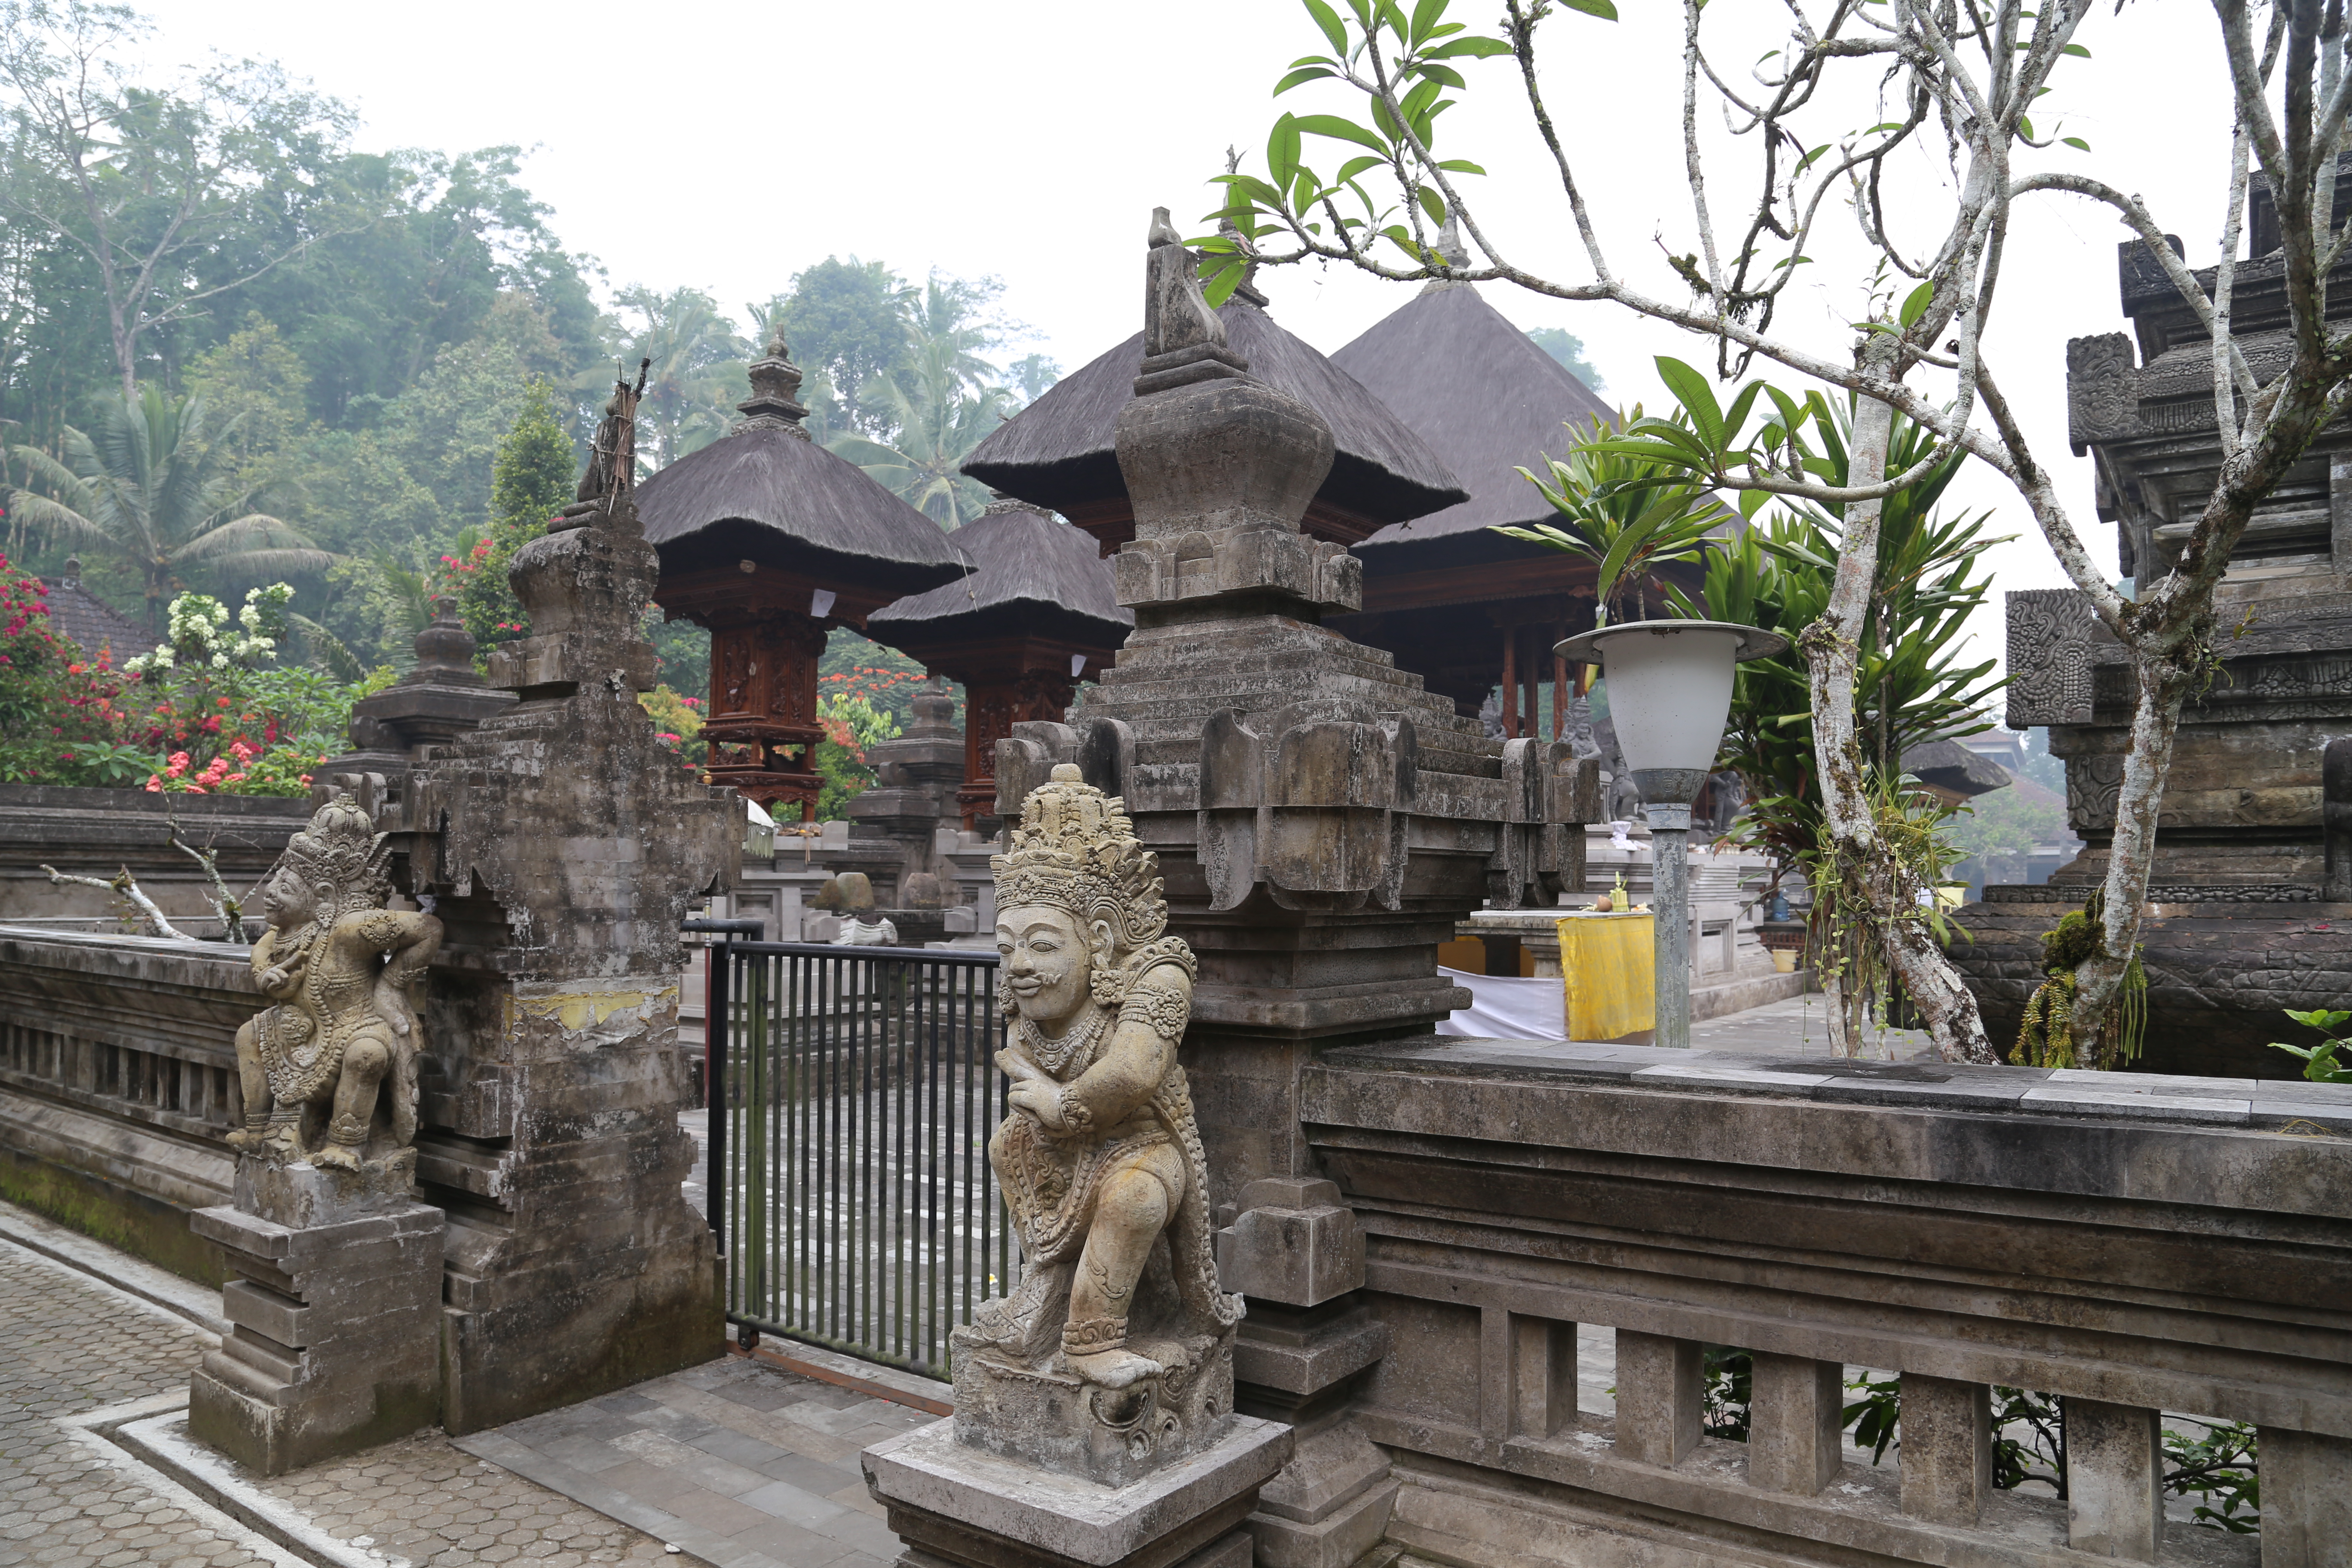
{"left": 2070, "top": 646, "right": 2194, "bottom": 1060}
{"left": 1802, "top": 345, "right": 1997, "bottom": 1065}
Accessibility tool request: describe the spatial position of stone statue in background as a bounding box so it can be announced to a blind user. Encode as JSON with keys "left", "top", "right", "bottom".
{"left": 225, "top": 792, "right": 441, "bottom": 1173}
{"left": 952, "top": 763, "right": 1242, "bottom": 1483}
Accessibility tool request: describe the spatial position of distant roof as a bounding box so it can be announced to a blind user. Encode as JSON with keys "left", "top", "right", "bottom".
{"left": 962, "top": 297, "right": 1465, "bottom": 528}
{"left": 37, "top": 565, "right": 146, "bottom": 659}
{"left": 1332, "top": 285, "right": 1617, "bottom": 551}
{"left": 869, "top": 505, "right": 1131, "bottom": 645}
{"left": 1903, "top": 739, "right": 2013, "bottom": 799}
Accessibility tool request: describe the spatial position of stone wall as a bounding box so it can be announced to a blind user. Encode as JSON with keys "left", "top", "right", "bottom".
{"left": 0, "top": 925, "right": 248, "bottom": 1281}
{"left": 1299, "top": 1037, "right": 2349, "bottom": 1568}
{"left": 0, "top": 786, "right": 310, "bottom": 928}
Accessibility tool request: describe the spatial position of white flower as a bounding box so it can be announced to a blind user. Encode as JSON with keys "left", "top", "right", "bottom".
{"left": 210, "top": 653, "right": 228, "bottom": 669}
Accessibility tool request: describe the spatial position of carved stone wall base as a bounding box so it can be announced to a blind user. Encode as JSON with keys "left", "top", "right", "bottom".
{"left": 187, "top": 1158, "right": 443, "bottom": 1475}
{"left": 952, "top": 1327, "right": 1239, "bottom": 1488}
{"left": 864, "top": 1414, "right": 1291, "bottom": 1568}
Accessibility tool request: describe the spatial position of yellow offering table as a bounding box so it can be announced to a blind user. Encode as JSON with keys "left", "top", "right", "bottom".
{"left": 1555, "top": 911, "right": 1655, "bottom": 1041}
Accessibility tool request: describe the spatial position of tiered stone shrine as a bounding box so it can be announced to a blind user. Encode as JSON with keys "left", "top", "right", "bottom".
{"left": 1953, "top": 175, "right": 2352, "bottom": 1076}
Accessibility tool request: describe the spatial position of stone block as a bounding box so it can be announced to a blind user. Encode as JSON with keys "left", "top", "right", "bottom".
{"left": 1898, "top": 1374, "right": 1990, "bottom": 1526}
{"left": 1507, "top": 1314, "right": 1577, "bottom": 1440}
{"left": 1215, "top": 1179, "right": 1364, "bottom": 1308}
{"left": 188, "top": 1165, "right": 444, "bottom": 1476}
{"left": 2063, "top": 1399, "right": 2162, "bottom": 1560}
{"left": 863, "top": 1413, "right": 1292, "bottom": 1568}
{"left": 2259, "top": 1426, "right": 2352, "bottom": 1568}
{"left": 1246, "top": 1422, "right": 1395, "bottom": 1568}
{"left": 953, "top": 1325, "right": 1238, "bottom": 1488}
{"left": 1747, "top": 1353, "right": 1842, "bottom": 1496}
{"left": 1613, "top": 1330, "right": 1701, "bottom": 1467}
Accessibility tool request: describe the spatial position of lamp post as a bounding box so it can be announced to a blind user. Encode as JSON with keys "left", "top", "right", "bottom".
{"left": 1556, "top": 620, "right": 1788, "bottom": 1049}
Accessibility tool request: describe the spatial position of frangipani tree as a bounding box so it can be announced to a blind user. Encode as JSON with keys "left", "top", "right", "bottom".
{"left": 1201, "top": 0, "right": 2352, "bottom": 1065}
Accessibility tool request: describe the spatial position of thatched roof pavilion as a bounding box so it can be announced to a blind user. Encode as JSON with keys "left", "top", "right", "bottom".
{"left": 868, "top": 499, "right": 1131, "bottom": 827}
{"left": 963, "top": 293, "right": 1465, "bottom": 554}
{"left": 1326, "top": 273, "right": 1625, "bottom": 729}
{"left": 638, "top": 331, "right": 963, "bottom": 815}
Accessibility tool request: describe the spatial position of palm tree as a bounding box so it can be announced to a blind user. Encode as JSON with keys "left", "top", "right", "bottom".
{"left": 829, "top": 334, "right": 1014, "bottom": 529}
{"left": 604, "top": 285, "right": 750, "bottom": 472}
{"left": 6, "top": 386, "right": 331, "bottom": 631}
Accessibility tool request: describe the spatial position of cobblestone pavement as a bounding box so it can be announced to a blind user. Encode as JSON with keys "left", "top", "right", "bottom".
{"left": 0, "top": 1237, "right": 275, "bottom": 1568}
{"left": 0, "top": 1229, "right": 692, "bottom": 1567}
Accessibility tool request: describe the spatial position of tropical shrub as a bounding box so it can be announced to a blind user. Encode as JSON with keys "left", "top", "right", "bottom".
{"left": 814, "top": 692, "right": 900, "bottom": 820}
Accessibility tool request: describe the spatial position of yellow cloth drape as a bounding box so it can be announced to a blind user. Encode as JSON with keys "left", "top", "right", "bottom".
{"left": 1556, "top": 913, "right": 1654, "bottom": 1041}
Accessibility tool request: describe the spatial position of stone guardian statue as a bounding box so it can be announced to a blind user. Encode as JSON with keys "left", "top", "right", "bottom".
{"left": 952, "top": 763, "right": 1243, "bottom": 1483}
{"left": 225, "top": 791, "right": 441, "bottom": 1173}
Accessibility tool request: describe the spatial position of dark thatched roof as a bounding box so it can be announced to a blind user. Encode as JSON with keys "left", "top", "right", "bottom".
{"left": 37, "top": 566, "right": 146, "bottom": 658}
{"left": 869, "top": 506, "right": 1131, "bottom": 645}
{"left": 1903, "top": 739, "right": 2013, "bottom": 799}
{"left": 1331, "top": 284, "right": 1617, "bottom": 553}
{"left": 637, "top": 424, "right": 964, "bottom": 592}
{"left": 962, "top": 298, "right": 1466, "bottom": 527}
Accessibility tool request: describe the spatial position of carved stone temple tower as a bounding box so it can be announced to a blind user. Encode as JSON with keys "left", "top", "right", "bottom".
{"left": 1954, "top": 175, "right": 2352, "bottom": 1076}
{"left": 984, "top": 211, "right": 1597, "bottom": 1568}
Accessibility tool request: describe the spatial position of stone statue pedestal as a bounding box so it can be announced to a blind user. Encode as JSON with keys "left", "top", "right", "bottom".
{"left": 188, "top": 1157, "right": 443, "bottom": 1476}
{"left": 864, "top": 1414, "right": 1290, "bottom": 1568}
{"left": 953, "top": 1323, "right": 1239, "bottom": 1488}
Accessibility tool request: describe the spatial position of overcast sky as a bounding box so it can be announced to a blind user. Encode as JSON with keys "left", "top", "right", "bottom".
{"left": 134, "top": 0, "right": 2248, "bottom": 680}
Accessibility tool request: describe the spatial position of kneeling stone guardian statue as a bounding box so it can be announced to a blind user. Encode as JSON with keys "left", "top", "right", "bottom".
{"left": 952, "top": 764, "right": 1243, "bottom": 1484}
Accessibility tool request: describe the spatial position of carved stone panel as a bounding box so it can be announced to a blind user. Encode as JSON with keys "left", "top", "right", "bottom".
{"left": 2006, "top": 589, "right": 2096, "bottom": 727}
{"left": 2066, "top": 333, "right": 2140, "bottom": 455}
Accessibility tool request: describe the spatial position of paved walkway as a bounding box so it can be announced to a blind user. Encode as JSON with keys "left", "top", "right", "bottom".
{"left": 0, "top": 1200, "right": 922, "bottom": 1568}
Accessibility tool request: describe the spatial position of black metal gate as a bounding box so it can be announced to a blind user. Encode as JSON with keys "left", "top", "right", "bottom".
{"left": 689, "top": 922, "right": 1016, "bottom": 1379}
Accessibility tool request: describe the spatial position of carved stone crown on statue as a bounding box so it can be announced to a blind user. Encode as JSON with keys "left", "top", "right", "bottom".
{"left": 991, "top": 763, "right": 1166, "bottom": 947}
{"left": 280, "top": 792, "right": 393, "bottom": 915}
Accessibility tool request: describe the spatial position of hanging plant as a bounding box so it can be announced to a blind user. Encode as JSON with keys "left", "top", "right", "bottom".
{"left": 2012, "top": 890, "right": 2147, "bottom": 1069}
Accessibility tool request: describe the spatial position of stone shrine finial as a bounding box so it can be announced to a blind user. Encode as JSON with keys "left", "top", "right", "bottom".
{"left": 1420, "top": 213, "right": 1472, "bottom": 295}
{"left": 952, "top": 763, "right": 1241, "bottom": 1482}
{"left": 1139, "top": 207, "right": 1249, "bottom": 390}
{"left": 738, "top": 325, "right": 813, "bottom": 438}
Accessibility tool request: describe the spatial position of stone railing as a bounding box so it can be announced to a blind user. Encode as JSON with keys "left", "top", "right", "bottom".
{"left": 0, "top": 784, "right": 309, "bottom": 926}
{"left": 1299, "top": 1039, "right": 2351, "bottom": 1568}
{"left": 0, "top": 924, "right": 251, "bottom": 1280}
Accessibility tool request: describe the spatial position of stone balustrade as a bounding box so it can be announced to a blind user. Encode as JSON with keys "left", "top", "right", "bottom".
{"left": 1298, "top": 1037, "right": 2352, "bottom": 1568}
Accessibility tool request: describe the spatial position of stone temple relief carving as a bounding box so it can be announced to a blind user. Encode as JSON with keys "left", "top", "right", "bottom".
{"left": 2005, "top": 588, "right": 2097, "bottom": 728}
{"left": 952, "top": 763, "right": 1244, "bottom": 1484}
{"left": 227, "top": 791, "right": 441, "bottom": 1174}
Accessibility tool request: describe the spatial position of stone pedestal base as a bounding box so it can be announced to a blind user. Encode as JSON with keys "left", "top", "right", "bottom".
{"left": 953, "top": 1326, "right": 1239, "bottom": 1487}
{"left": 187, "top": 1157, "right": 443, "bottom": 1476}
{"left": 863, "top": 1414, "right": 1292, "bottom": 1568}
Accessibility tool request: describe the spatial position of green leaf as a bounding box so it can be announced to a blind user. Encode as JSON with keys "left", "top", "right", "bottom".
{"left": 2284, "top": 1007, "right": 2352, "bottom": 1031}
{"left": 1417, "top": 62, "right": 1468, "bottom": 89}
{"left": 1436, "top": 157, "right": 1486, "bottom": 174}
{"left": 1269, "top": 114, "right": 1303, "bottom": 189}
{"left": 2061, "top": 42, "right": 2090, "bottom": 55}
{"left": 1409, "top": 0, "right": 1447, "bottom": 46}
{"left": 1276, "top": 65, "right": 1338, "bottom": 95}
{"left": 1416, "top": 185, "right": 1446, "bottom": 225}
{"left": 1335, "top": 154, "right": 1384, "bottom": 184}
{"left": 1654, "top": 357, "right": 1724, "bottom": 452}
{"left": 1739, "top": 489, "right": 1770, "bottom": 519}
{"left": 2019, "top": 115, "right": 2035, "bottom": 140}
{"left": 1296, "top": 113, "right": 1390, "bottom": 153}
{"left": 1558, "top": 0, "right": 1617, "bottom": 16}
{"left": 1899, "top": 279, "right": 1935, "bottom": 329}
{"left": 1303, "top": 0, "right": 1353, "bottom": 55}
{"left": 1201, "top": 260, "right": 1248, "bottom": 309}
{"left": 1721, "top": 381, "right": 1764, "bottom": 448}
{"left": 2061, "top": 135, "right": 2091, "bottom": 151}
{"left": 1426, "top": 35, "right": 1514, "bottom": 57}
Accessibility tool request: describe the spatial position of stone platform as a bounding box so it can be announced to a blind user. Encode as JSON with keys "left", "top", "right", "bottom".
{"left": 1950, "top": 883, "right": 2351, "bottom": 1077}
{"left": 864, "top": 1414, "right": 1291, "bottom": 1568}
